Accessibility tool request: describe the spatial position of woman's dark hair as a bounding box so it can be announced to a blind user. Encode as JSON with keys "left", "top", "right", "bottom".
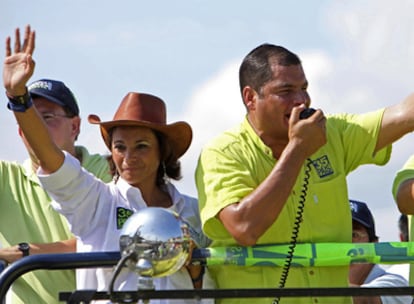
{"left": 239, "top": 43, "right": 302, "bottom": 96}
{"left": 107, "top": 127, "right": 182, "bottom": 186}
{"left": 154, "top": 131, "right": 182, "bottom": 185}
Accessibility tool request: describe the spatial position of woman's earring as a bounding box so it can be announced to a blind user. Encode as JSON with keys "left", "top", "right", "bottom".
{"left": 113, "top": 171, "right": 120, "bottom": 183}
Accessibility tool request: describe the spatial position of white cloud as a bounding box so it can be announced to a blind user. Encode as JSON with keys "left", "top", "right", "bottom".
{"left": 174, "top": 60, "right": 244, "bottom": 197}
{"left": 309, "top": 1, "right": 414, "bottom": 241}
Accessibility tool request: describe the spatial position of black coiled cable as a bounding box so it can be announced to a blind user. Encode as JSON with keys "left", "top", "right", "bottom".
{"left": 273, "top": 158, "right": 313, "bottom": 304}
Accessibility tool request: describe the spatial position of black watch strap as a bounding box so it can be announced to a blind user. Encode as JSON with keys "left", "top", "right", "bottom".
{"left": 18, "top": 242, "right": 30, "bottom": 257}
{"left": 6, "top": 90, "right": 33, "bottom": 112}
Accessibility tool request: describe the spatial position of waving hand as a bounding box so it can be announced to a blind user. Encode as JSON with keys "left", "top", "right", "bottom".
{"left": 3, "top": 25, "right": 35, "bottom": 96}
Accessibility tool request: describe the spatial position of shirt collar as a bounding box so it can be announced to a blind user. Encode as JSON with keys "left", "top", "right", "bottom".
{"left": 116, "top": 177, "right": 186, "bottom": 211}
{"left": 242, "top": 116, "right": 274, "bottom": 159}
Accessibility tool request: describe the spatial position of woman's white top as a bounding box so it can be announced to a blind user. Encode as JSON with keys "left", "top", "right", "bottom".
{"left": 38, "top": 152, "right": 212, "bottom": 303}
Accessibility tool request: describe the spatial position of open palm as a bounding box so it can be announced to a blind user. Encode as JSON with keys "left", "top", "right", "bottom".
{"left": 3, "top": 25, "right": 35, "bottom": 96}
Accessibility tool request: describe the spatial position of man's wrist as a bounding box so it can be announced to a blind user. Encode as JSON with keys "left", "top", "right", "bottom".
{"left": 6, "top": 89, "right": 33, "bottom": 112}
{"left": 18, "top": 242, "right": 30, "bottom": 257}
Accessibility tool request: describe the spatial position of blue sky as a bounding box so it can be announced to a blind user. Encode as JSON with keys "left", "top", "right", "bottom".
{"left": 2, "top": 0, "right": 414, "bottom": 241}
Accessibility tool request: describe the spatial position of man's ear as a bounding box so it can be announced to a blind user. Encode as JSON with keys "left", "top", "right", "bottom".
{"left": 71, "top": 116, "right": 81, "bottom": 140}
{"left": 242, "top": 86, "right": 257, "bottom": 111}
{"left": 18, "top": 126, "right": 23, "bottom": 138}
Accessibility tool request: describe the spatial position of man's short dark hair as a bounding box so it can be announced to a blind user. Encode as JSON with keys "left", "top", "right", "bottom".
{"left": 239, "top": 43, "right": 302, "bottom": 95}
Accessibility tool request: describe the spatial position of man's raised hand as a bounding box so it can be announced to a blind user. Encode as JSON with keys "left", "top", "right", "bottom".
{"left": 3, "top": 25, "right": 35, "bottom": 96}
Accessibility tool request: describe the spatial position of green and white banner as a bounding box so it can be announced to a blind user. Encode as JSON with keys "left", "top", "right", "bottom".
{"left": 193, "top": 242, "right": 414, "bottom": 267}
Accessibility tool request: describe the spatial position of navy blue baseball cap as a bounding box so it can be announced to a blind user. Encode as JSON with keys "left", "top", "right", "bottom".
{"left": 28, "top": 79, "right": 79, "bottom": 116}
{"left": 349, "top": 199, "right": 378, "bottom": 241}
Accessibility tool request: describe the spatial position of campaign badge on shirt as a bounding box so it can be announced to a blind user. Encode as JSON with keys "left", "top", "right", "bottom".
{"left": 116, "top": 207, "right": 134, "bottom": 229}
{"left": 312, "top": 155, "right": 334, "bottom": 178}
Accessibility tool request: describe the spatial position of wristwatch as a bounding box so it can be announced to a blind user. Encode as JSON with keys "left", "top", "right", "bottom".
{"left": 6, "top": 90, "right": 33, "bottom": 112}
{"left": 18, "top": 242, "right": 30, "bottom": 257}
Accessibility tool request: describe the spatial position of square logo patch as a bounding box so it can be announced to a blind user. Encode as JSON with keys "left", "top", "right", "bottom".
{"left": 312, "top": 155, "right": 334, "bottom": 178}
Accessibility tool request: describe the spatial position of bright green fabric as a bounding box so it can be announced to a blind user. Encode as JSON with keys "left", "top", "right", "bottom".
{"left": 0, "top": 146, "right": 111, "bottom": 304}
{"left": 392, "top": 153, "right": 414, "bottom": 285}
{"left": 196, "top": 110, "right": 390, "bottom": 304}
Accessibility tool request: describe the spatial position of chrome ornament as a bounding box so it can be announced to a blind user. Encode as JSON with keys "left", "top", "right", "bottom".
{"left": 119, "top": 207, "right": 191, "bottom": 278}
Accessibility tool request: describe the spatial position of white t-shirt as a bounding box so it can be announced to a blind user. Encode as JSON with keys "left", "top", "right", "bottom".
{"left": 387, "top": 263, "right": 410, "bottom": 282}
{"left": 363, "top": 264, "right": 412, "bottom": 304}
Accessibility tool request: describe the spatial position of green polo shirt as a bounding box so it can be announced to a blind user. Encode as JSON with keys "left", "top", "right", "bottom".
{"left": 0, "top": 146, "right": 112, "bottom": 304}
{"left": 392, "top": 154, "right": 414, "bottom": 285}
{"left": 196, "top": 110, "right": 390, "bottom": 304}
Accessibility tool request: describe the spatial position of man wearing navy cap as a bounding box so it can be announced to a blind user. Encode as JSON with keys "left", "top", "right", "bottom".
{"left": 349, "top": 200, "right": 412, "bottom": 304}
{"left": 349, "top": 199, "right": 379, "bottom": 242}
{"left": 0, "top": 77, "right": 112, "bottom": 303}
{"left": 28, "top": 78, "right": 80, "bottom": 115}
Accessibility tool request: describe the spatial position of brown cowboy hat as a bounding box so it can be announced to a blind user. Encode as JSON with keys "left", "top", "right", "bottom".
{"left": 88, "top": 92, "right": 192, "bottom": 158}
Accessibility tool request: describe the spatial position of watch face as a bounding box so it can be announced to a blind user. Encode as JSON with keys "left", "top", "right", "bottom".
{"left": 20, "top": 243, "right": 29, "bottom": 250}
{"left": 18, "top": 242, "right": 30, "bottom": 256}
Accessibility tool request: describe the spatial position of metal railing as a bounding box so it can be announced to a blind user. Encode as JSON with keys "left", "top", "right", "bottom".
{"left": 0, "top": 252, "right": 119, "bottom": 303}
{"left": 1, "top": 251, "right": 414, "bottom": 303}
{"left": 59, "top": 287, "right": 414, "bottom": 303}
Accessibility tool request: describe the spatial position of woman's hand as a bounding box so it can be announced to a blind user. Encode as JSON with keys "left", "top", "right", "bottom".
{"left": 186, "top": 264, "right": 204, "bottom": 289}
{"left": 184, "top": 240, "right": 204, "bottom": 289}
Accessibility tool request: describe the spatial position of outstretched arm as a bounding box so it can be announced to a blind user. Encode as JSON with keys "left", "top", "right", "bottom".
{"left": 395, "top": 179, "right": 414, "bottom": 214}
{"left": 375, "top": 93, "right": 414, "bottom": 153}
{"left": 0, "top": 238, "right": 76, "bottom": 264}
{"left": 3, "top": 25, "right": 64, "bottom": 173}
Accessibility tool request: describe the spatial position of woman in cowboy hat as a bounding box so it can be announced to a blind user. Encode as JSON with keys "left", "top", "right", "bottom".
{"left": 3, "top": 26, "right": 212, "bottom": 303}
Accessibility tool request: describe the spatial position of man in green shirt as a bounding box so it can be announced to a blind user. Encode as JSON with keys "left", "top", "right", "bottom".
{"left": 0, "top": 77, "right": 112, "bottom": 303}
{"left": 392, "top": 154, "right": 414, "bottom": 286}
{"left": 196, "top": 43, "right": 414, "bottom": 303}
